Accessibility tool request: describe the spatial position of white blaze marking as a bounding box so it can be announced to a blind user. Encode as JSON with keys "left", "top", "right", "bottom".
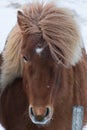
{"left": 36, "top": 47, "right": 43, "bottom": 54}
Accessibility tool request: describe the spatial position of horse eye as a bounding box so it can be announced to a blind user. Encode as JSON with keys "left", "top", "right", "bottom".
{"left": 58, "top": 57, "right": 63, "bottom": 64}
{"left": 23, "top": 56, "right": 30, "bottom": 63}
{"left": 59, "top": 57, "right": 63, "bottom": 62}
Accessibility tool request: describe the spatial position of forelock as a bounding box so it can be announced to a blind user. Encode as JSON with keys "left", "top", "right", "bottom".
{"left": 19, "top": 2, "right": 83, "bottom": 66}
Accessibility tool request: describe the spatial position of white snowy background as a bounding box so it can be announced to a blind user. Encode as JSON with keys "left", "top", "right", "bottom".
{"left": 0, "top": 0, "right": 87, "bottom": 130}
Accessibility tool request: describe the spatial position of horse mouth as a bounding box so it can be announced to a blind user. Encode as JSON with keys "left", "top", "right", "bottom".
{"left": 30, "top": 116, "right": 51, "bottom": 126}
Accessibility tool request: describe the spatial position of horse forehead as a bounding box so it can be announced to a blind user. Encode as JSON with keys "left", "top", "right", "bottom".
{"left": 23, "top": 34, "right": 45, "bottom": 51}
{"left": 22, "top": 34, "right": 54, "bottom": 63}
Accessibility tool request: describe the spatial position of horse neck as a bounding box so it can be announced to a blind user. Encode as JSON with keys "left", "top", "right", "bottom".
{"left": 56, "top": 55, "right": 87, "bottom": 108}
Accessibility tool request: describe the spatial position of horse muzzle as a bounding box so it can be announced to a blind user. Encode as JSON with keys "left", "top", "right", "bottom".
{"left": 29, "top": 105, "right": 53, "bottom": 126}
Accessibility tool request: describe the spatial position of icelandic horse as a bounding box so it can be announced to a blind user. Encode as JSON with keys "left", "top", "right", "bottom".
{"left": 0, "top": 1, "right": 87, "bottom": 130}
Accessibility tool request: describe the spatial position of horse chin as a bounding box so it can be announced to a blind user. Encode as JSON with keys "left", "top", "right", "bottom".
{"left": 36, "top": 120, "right": 51, "bottom": 128}
{"left": 37, "top": 123, "right": 49, "bottom": 128}
{"left": 31, "top": 117, "right": 51, "bottom": 127}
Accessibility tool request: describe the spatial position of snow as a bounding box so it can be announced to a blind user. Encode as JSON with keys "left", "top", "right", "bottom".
{"left": 0, "top": 125, "right": 5, "bottom": 130}
{"left": 0, "top": 0, "right": 87, "bottom": 130}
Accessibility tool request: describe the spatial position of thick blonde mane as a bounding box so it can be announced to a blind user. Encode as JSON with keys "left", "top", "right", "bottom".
{"left": 1, "top": 2, "right": 83, "bottom": 87}
{"left": 1, "top": 25, "right": 23, "bottom": 87}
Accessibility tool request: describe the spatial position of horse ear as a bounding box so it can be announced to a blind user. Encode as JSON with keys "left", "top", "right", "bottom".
{"left": 17, "top": 10, "right": 27, "bottom": 31}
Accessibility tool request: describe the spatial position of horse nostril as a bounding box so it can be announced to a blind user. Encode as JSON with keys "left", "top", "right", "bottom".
{"left": 29, "top": 106, "right": 35, "bottom": 116}
{"left": 45, "top": 107, "right": 50, "bottom": 117}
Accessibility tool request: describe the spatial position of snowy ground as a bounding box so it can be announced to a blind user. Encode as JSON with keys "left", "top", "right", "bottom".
{"left": 0, "top": 0, "right": 87, "bottom": 130}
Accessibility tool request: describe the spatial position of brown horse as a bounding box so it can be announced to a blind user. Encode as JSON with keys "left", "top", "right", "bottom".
{"left": 0, "top": 2, "right": 87, "bottom": 130}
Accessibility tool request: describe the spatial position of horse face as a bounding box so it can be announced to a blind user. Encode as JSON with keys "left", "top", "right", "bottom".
{"left": 21, "top": 33, "right": 59, "bottom": 125}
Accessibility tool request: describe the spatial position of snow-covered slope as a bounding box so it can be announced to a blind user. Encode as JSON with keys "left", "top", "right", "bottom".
{"left": 0, "top": 0, "right": 87, "bottom": 130}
